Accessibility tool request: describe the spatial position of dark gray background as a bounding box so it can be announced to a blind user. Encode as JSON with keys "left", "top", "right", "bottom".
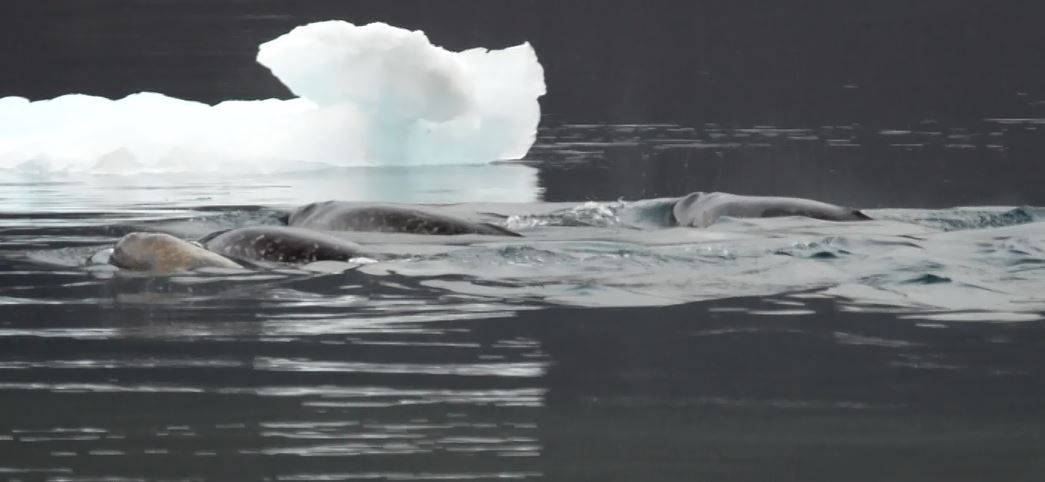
{"left": 2, "top": 0, "right": 1043, "bottom": 125}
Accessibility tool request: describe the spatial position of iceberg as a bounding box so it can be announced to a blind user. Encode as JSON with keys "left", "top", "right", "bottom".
{"left": 0, "top": 21, "right": 546, "bottom": 173}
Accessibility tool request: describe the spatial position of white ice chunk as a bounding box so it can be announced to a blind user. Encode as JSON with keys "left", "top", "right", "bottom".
{"left": 0, "top": 20, "right": 546, "bottom": 174}
{"left": 258, "top": 21, "right": 474, "bottom": 121}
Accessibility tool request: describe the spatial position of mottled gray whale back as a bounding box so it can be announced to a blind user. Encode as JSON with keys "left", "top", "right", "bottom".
{"left": 287, "top": 201, "right": 522, "bottom": 236}
{"left": 199, "top": 226, "right": 369, "bottom": 264}
{"left": 110, "top": 232, "right": 243, "bottom": 272}
{"left": 671, "top": 192, "right": 872, "bottom": 228}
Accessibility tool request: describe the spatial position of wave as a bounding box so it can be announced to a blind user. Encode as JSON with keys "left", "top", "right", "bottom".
{"left": 873, "top": 206, "right": 1043, "bottom": 231}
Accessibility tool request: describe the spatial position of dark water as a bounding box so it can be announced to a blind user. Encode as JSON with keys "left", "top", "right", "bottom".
{"left": 1, "top": 126, "right": 1044, "bottom": 481}
{"left": 3, "top": 281, "right": 1045, "bottom": 481}
{"left": 3, "top": 2, "right": 1045, "bottom": 481}
{"left": 532, "top": 121, "right": 1045, "bottom": 206}
{"left": 4, "top": 266, "right": 1045, "bottom": 481}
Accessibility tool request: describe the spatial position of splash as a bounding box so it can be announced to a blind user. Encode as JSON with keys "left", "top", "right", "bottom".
{"left": 0, "top": 21, "right": 546, "bottom": 174}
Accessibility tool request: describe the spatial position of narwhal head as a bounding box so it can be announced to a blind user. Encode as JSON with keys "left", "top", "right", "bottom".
{"left": 109, "top": 232, "right": 227, "bottom": 272}
{"left": 110, "top": 232, "right": 168, "bottom": 271}
{"left": 286, "top": 201, "right": 330, "bottom": 225}
{"left": 669, "top": 191, "right": 707, "bottom": 226}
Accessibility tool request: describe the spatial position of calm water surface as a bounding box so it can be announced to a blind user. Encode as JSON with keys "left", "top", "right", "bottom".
{"left": 1, "top": 124, "right": 1045, "bottom": 481}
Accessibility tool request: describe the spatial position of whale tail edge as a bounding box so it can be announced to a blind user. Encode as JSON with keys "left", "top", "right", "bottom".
{"left": 478, "top": 222, "right": 524, "bottom": 237}
{"left": 852, "top": 209, "right": 873, "bottom": 221}
{"left": 196, "top": 228, "right": 233, "bottom": 245}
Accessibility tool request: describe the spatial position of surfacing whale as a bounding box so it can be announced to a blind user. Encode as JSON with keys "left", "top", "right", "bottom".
{"left": 199, "top": 226, "right": 370, "bottom": 264}
{"left": 286, "top": 201, "right": 522, "bottom": 236}
{"left": 110, "top": 232, "right": 243, "bottom": 272}
{"left": 107, "top": 227, "right": 373, "bottom": 273}
{"left": 671, "top": 192, "right": 872, "bottom": 228}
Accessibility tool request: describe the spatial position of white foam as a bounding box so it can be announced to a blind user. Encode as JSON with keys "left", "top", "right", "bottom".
{"left": 0, "top": 21, "right": 546, "bottom": 173}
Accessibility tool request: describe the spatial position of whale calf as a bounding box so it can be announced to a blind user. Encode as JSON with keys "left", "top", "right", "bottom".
{"left": 110, "top": 232, "right": 243, "bottom": 272}
{"left": 286, "top": 201, "right": 522, "bottom": 236}
{"left": 199, "top": 226, "right": 370, "bottom": 264}
{"left": 671, "top": 192, "right": 871, "bottom": 228}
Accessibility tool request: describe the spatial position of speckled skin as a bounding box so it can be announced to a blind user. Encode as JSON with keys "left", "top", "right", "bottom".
{"left": 110, "top": 232, "right": 243, "bottom": 272}
{"left": 671, "top": 192, "right": 871, "bottom": 228}
{"left": 287, "top": 201, "right": 522, "bottom": 236}
{"left": 200, "top": 226, "right": 368, "bottom": 264}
